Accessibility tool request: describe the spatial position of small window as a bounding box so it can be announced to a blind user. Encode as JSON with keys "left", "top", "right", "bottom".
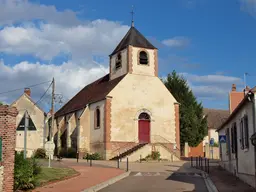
{"left": 139, "top": 51, "right": 148, "bottom": 65}
{"left": 95, "top": 108, "right": 100, "bottom": 128}
{"left": 115, "top": 53, "right": 122, "bottom": 70}
{"left": 244, "top": 115, "right": 249, "bottom": 149}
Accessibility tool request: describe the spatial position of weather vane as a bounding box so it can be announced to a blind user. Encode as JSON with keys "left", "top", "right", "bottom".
{"left": 131, "top": 5, "right": 135, "bottom": 27}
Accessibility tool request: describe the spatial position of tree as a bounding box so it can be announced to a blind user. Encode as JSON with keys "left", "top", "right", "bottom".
{"left": 0, "top": 102, "right": 3, "bottom": 106}
{"left": 163, "top": 70, "right": 207, "bottom": 150}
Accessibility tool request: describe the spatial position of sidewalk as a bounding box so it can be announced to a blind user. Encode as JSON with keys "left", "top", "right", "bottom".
{"left": 33, "top": 165, "right": 125, "bottom": 192}
{"left": 209, "top": 166, "right": 255, "bottom": 192}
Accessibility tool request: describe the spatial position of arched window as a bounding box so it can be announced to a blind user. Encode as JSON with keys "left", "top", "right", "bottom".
{"left": 95, "top": 108, "right": 100, "bottom": 128}
{"left": 115, "top": 53, "right": 122, "bottom": 70}
{"left": 139, "top": 112, "right": 150, "bottom": 120}
{"left": 139, "top": 51, "right": 148, "bottom": 65}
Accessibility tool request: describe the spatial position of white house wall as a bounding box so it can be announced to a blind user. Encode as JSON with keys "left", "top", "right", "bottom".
{"left": 108, "top": 74, "right": 177, "bottom": 144}
{"left": 219, "top": 101, "right": 255, "bottom": 188}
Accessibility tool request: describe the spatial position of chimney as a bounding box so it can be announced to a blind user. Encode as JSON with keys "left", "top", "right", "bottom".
{"left": 232, "top": 84, "right": 236, "bottom": 91}
{"left": 24, "top": 88, "right": 31, "bottom": 97}
{"left": 229, "top": 84, "right": 244, "bottom": 114}
{"left": 244, "top": 86, "right": 250, "bottom": 96}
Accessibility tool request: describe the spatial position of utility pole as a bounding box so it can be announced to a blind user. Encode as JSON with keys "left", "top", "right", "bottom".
{"left": 51, "top": 78, "right": 55, "bottom": 142}
{"left": 24, "top": 110, "right": 28, "bottom": 159}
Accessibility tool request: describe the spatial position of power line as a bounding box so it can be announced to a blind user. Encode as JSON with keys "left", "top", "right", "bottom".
{"left": 34, "top": 81, "right": 53, "bottom": 106}
{"left": 0, "top": 80, "right": 51, "bottom": 95}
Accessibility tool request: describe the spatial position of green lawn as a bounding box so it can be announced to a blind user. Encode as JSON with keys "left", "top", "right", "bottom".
{"left": 36, "top": 167, "right": 78, "bottom": 186}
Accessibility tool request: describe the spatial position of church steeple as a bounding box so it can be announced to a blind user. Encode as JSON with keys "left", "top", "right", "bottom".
{"left": 109, "top": 26, "right": 158, "bottom": 80}
{"left": 110, "top": 26, "right": 156, "bottom": 56}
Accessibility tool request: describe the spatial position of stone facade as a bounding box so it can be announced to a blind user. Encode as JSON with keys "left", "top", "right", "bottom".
{"left": 11, "top": 91, "right": 48, "bottom": 157}
{"left": 0, "top": 105, "right": 18, "bottom": 192}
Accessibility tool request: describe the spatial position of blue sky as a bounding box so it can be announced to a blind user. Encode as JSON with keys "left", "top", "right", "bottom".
{"left": 0, "top": 0, "right": 256, "bottom": 111}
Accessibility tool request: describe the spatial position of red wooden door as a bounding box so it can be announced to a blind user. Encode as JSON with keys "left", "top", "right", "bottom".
{"left": 139, "top": 120, "right": 150, "bottom": 143}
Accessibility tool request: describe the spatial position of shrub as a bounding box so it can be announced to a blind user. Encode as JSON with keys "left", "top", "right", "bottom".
{"left": 33, "top": 148, "right": 47, "bottom": 159}
{"left": 59, "top": 148, "right": 77, "bottom": 158}
{"left": 151, "top": 151, "right": 161, "bottom": 160}
{"left": 84, "top": 152, "right": 102, "bottom": 160}
{"left": 145, "top": 151, "right": 161, "bottom": 161}
{"left": 14, "top": 151, "right": 41, "bottom": 191}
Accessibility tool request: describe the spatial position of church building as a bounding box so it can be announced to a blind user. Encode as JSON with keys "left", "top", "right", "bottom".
{"left": 54, "top": 25, "right": 180, "bottom": 161}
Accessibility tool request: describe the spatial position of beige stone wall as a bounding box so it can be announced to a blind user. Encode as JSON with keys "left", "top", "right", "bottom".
{"left": 0, "top": 166, "right": 3, "bottom": 192}
{"left": 79, "top": 107, "right": 90, "bottom": 153}
{"left": 11, "top": 94, "right": 46, "bottom": 157}
{"left": 89, "top": 100, "right": 105, "bottom": 155}
{"left": 110, "top": 48, "right": 128, "bottom": 80}
{"left": 121, "top": 144, "right": 179, "bottom": 162}
{"left": 131, "top": 47, "right": 155, "bottom": 76}
{"left": 108, "top": 74, "right": 177, "bottom": 144}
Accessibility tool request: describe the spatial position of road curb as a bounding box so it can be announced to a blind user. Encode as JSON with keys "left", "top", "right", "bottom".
{"left": 202, "top": 172, "right": 219, "bottom": 192}
{"left": 81, "top": 171, "right": 131, "bottom": 192}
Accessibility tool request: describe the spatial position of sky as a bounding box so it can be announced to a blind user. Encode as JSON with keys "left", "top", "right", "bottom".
{"left": 0, "top": 0, "right": 256, "bottom": 112}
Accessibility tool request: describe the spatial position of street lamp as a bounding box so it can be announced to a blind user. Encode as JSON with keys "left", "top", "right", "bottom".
{"left": 250, "top": 133, "right": 256, "bottom": 146}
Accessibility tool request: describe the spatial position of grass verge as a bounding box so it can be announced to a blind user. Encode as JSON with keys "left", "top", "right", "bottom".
{"left": 35, "top": 167, "right": 78, "bottom": 187}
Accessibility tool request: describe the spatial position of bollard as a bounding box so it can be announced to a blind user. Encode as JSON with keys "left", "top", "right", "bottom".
{"left": 207, "top": 158, "right": 210, "bottom": 173}
{"left": 77, "top": 151, "right": 79, "bottom": 163}
{"left": 190, "top": 156, "right": 193, "bottom": 167}
{"left": 201, "top": 157, "right": 203, "bottom": 170}
{"left": 90, "top": 159, "right": 92, "bottom": 167}
{"left": 196, "top": 157, "right": 198, "bottom": 168}
{"left": 87, "top": 153, "right": 89, "bottom": 162}
{"left": 140, "top": 155, "right": 141, "bottom": 163}
{"left": 117, "top": 158, "right": 120, "bottom": 169}
{"left": 205, "top": 158, "right": 207, "bottom": 172}
{"left": 199, "top": 156, "right": 201, "bottom": 169}
{"left": 126, "top": 157, "right": 129, "bottom": 172}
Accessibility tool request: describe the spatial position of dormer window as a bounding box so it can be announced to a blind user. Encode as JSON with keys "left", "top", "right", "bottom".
{"left": 139, "top": 51, "right": 148, "bottom": 65}
{"left": 115, "top": 53, "right": 122, "bottom": 70}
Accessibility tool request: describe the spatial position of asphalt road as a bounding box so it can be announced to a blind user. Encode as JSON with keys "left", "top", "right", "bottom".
{"left": 99, "top": 172, "right": 208, "bottom": 192}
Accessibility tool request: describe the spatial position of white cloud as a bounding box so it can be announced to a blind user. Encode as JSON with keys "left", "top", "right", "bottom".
{"left": 0, "top": 20, "right": 129, "bottom": 61}
{"left": 0, "top": 0, "right": 80, "bottom": 26}
{"left": 162, "top": 37, "right": 190, "bottom": 48}
{"left": 0, "top": 59, "right": 108, "bottom": 109}
{"left": 181, "top": 73, "right": 242, "bottom": 85}
{"left": 240, "top": 0, "right": 256, "bottom": 18}
{"left": 181, "top": 73, "right": 243, "bottom": 99}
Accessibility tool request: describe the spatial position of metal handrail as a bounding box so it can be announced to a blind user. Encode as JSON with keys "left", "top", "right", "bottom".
{"left": 110, "top": 138, "right": 139, "bottom": 157}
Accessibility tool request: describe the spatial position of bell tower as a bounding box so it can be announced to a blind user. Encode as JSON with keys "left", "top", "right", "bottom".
{"left": 109, "top": 26, "right": 158, "bottom": 80}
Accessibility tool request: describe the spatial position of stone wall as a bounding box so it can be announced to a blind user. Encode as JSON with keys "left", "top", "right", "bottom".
{"left": 0, "top": 105, "right": 18, "bottom": 192}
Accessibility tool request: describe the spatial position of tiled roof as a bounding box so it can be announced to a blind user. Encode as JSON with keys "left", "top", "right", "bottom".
{"left": 203, "top": 108, "right": 230, "bottom": 129}
{"left": 55, "top": 74, "right": 125, "bottom": 117}
{"left": 110, "top": 26, "right": 156, "bottom": 56}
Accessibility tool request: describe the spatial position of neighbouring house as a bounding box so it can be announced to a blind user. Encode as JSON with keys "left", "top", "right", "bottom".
{"left": 10, "top": 88, "right": 50, "bottom": 157}
{"left": 202, "top": 108, "right": 229, "bottom": 159}
{"left": 54, "top": 25, "right": 180, "bottom": 161}
{"left": 217, "top": 86, "right": 256, "bottom": 188}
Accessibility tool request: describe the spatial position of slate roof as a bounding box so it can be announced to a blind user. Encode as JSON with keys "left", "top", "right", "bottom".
{"left": 110, "top": 26, "right": 156, "bottom": 56}
{"left": 55, "top": 74, "right": 125, "bottom": 118}
{"left": 203, "top": 108, "right": 230, "bottom": 130}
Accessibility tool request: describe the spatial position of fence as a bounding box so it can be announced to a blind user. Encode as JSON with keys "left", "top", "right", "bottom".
{"left": 190, "top": 156, "right": 210, "bottom": 173}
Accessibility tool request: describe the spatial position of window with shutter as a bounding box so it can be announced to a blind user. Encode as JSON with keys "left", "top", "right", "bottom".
{"left": 244, "top": 115, "right": 249, "bottom": 149}
{"left": 231, "top": 123, "right": 237, "bottom": 154}
{"left": 240, "top": 118, "right": 244, "bottom": 150}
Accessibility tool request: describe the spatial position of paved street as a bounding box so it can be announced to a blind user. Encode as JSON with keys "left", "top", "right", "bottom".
{"left": 99, "top": 172, "right": 208, "bottom": 192}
